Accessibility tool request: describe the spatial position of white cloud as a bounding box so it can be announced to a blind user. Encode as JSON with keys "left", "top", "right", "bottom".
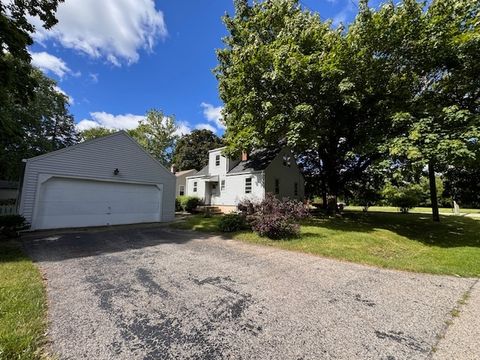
{"left": 32, "top": 0, "right": 167, "bottom": 66}
{"left": 195, "top": 123, "right": 217, "bottom": 133}
{"left": 175, "top": 121, "right": 192, "bottom": 136}
{"left": 200, "top": 102, "right": 225, "bottom": 129}
{"left": 30, "top": 51, "right": 73, "bottom": 78}
{"left": 54, "top": 86, "right": 74, "bottom": 105}
{"left": 76, "top": 112, "right": 193, "bottom": 136}
{"left": 76, "top": 112, "right": 144, "bottom": 131}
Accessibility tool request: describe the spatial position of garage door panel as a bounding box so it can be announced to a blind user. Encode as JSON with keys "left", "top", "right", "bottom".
{"left": 35, "top": 178, "right": 162, "bottom": 229}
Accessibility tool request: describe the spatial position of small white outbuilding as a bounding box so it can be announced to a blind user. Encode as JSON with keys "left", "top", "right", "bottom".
{"left": 19, "top": 131, "right": 175, "bottom": 230}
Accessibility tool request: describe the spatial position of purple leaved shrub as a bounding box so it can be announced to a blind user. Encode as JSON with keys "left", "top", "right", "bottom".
{"left": 237, "top": 194, "right": 309, "bottom": 239}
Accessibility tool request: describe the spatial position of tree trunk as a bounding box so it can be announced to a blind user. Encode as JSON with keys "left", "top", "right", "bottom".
{"left": 428, "top": 161, "right": 440, "bottom": 222}
{"left": 322, "top": 189, "right": 327, "bottom": 210}
{"left": 326, "top": 194, "right": 337, "bottom": 215}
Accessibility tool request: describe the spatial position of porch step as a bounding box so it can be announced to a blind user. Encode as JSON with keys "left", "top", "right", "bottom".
{"left": 198, "top": 206, "right": 223, "bottom": 214}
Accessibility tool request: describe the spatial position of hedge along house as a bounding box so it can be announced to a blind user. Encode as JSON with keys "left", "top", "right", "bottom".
{"left": 185, "top": 147, "right": 305, "bottom": 213}
{"left": 19, "top": 131, "right": 176, "bottom": 230}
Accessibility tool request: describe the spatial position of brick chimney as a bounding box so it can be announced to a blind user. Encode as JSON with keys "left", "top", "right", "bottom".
{"left": 241, "top": 151, "right": 248, "bottom": 161}
{"left": 170, "top": 164, "right": 177, "bottom": 174}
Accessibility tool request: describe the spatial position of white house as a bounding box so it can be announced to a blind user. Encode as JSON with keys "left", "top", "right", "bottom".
{"left": 19, "top": 131, "right": 176, "bottom": 230}
{"left": 186, "top": 147, "right": 304, "bottom": 212}
{"left": 173, "top": 169, "right": 197, "bottom": 197}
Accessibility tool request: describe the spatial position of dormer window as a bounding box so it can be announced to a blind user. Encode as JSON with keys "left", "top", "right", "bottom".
{"left": 215, "top": 154, "right": 220, "bottom": 166}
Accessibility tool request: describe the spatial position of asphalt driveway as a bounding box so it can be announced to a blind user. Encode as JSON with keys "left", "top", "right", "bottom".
{"left": 23, "top": 226, "right": 476, "bottom": 360}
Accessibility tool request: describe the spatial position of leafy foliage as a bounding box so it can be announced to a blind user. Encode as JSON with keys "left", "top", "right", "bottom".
{"left": 443, "top": 161, "right": 480, "bottom": 208}
{"left": 0, "top": 67, "right": 78, "bottom": 180}
{"left": 129, "top": 109, "right": 178, "bottom": 166}
{"left": 79, "top": 109, "right": 178, "bottom": 166}
{"left": 216, "top": 0, "right": 407, "bottom": 210}
{"left": 216, "top": 0, "right": 480, "bottom": 218}
{"left": 79, "top": 127, "right": 115, "bottom": 142}
{"left": 0, "top": 215, "right": 28, "bottom": 238}
{"left": 176, "top": 196, "right": 202, "bottom": 213}
{"left": 0, "top": 1, "right": 63, "bottom": 148}
{"left": 218, "top": 213, "right": 248, "bottom": 232}
{"left": 238, "top": 194, "right": 309, "bottom": 239}
{"left": 381, "top": 183, "right": 424, "bottom": 214}
{"left": 172, "top": 129, "right": 224, "bottom": 171}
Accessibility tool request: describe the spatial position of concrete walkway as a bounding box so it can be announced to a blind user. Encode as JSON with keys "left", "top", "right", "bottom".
{"left": 433, "top": 279, "right": 480, "bottom": 359}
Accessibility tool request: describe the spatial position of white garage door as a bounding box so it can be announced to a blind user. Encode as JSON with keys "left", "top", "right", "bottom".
{"left": 34, "top": 177, "right": 162, "bottom": 230}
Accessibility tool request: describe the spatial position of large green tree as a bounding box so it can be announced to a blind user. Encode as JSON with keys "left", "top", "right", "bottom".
{"left": 129, "top": 109, "right": 178, "bottom": 166}
{"left": 385, "top": 0, "right": 480, "bottom": 221}
{"left": 216, "top": 0, "right": 404, "bottom": 211}
{"left": 217, "top": 0, "right": 479, "bottom": 218}
{"left": 1, "top": 0, "right": 63, "bottom": 138}
{"left": 0, "top": 67, "right": 78, "bottom": 180}
{"left": 172, "top": 129, "right": 224, "bottom": 171}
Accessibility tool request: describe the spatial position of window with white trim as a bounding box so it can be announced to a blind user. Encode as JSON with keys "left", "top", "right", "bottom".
{"left": 245, "top": 178, "right": 252, "bottom": 194}
{"left": 215, "top": 154, "right": 220, "bottom": 166}
{"left": 221, "top": 179, "right": 225, "bottom": 191}
{"left": 179, "top": 185, "right": 185, "bottom": 196}
{"left": 193, "top": 181, "right": 197, "bottom": 192}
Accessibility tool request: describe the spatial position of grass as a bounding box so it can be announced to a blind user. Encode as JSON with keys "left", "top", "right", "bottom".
{"left": 0, "top": 241, "right": 47, "bottom": 360}
{"left": 345, "top": 206, "right": 480, "bottom": 215}
{"left": 173, "top": 212, "right": 480, "bottom": 277}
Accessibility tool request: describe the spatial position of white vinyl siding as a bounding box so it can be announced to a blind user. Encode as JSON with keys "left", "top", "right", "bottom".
{"left": 19, "top": 132, "right": 176, "bottom": 228}
{"left": 265, "top": 148, "right": 304, "bottom": 200}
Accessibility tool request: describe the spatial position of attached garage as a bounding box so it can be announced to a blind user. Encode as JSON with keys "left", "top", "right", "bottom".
{"left": 19, "top": 131, "right": 175, "bottom": 230}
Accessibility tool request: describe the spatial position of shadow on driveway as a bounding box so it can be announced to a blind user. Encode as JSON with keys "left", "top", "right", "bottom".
{"left": 21, "top": 224, "right": 217, "bottom": 262}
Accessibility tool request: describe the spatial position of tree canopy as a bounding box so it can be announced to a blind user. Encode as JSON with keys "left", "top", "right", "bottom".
{"left": 216, "top": 0, "right": 480, "bottom": 217}
{"left": 0, "top": 67, "right": 77, "bottom": 180}
{"left": 1, "top": 1, "right": 64, "bottom": 136}
{"left": 172, "top": 129, "right": 224, "bottom": 171}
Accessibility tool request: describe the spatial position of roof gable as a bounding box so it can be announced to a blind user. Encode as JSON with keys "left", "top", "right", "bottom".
{"left": 26, "top": 131, "right": 174, "bottom": 179}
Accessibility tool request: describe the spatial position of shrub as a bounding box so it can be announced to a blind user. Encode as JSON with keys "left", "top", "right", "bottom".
{"left": 176, "top": 196, "right": 202, "bottom": 213}
{"left": 175, "top": 198, "right": 182, "bottom": 212}
{"left": 238, "top": 194, "right": 309, "bottom": 239}
{"left": 0, "top": 215, "right": 28, "bottom": 238}
{"left": 218, "top": 213, "right": 248, "bottom": 232}
{"left": 382, "top": 182, "right": 424, "bottom": 213}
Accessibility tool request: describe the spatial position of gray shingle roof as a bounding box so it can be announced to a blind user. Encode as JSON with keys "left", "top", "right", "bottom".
{"left": 228, "top": 148, "right": 280, "bottom": 174}
{"left": 194, "top": 165, "right": 209, "bottom": 176}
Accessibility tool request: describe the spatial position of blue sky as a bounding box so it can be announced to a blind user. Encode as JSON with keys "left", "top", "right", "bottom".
{"left": 28, "top": 0, "right": 381, "bottom": 136}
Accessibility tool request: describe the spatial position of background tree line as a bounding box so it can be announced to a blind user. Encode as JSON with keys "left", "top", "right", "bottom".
{"left": 216, "top": 0, "right": 479, "bottom": 220}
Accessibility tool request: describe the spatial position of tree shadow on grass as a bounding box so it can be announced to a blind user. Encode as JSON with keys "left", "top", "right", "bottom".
{"left": 305, "top": 211, "right": 480, "bottom": 248}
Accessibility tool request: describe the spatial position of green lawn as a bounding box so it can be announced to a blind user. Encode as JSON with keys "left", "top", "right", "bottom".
{"left": 345, "top": 205, "right": 480, "bottom": 215}
{"left": 0, "top": 241, "right": 47, "bottom": 360}
{"left": 173, "top": 212, "right": 480, "bottom": 277}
